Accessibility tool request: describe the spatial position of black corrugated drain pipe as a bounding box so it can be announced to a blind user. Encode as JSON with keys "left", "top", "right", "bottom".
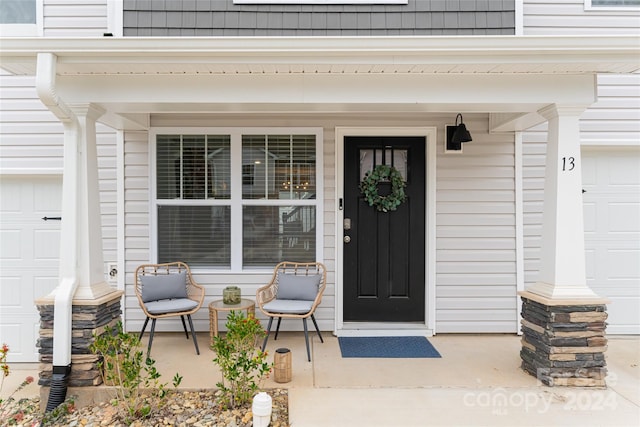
{"left": 46, "top": 364, "right": 72, "bottom": 412}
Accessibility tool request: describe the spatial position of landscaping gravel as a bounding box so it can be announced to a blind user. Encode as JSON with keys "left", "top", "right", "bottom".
{"left": 1, "top": 388, "right": 288, "bottom": 427}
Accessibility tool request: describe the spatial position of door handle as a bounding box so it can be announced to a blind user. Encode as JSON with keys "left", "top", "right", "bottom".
{"left": 344, "top": 235, "right": 351, "bottom": 244}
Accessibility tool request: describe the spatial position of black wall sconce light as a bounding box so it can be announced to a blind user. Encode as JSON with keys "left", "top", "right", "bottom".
{"left": 446, "top": 113, "right": 473, "bottom": 152}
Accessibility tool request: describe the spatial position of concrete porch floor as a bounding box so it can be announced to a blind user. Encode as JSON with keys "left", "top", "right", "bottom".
{"left": 3, "top": 333, "right": 639, "bottom": 426}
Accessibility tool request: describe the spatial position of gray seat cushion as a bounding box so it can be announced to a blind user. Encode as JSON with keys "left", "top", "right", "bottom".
{"left": 276, "top": 272, "right": 321, "bottom": 301}
{"left": 144, "top": 298, "right": 198, "bottom": 315}
{"left": 263, "top": 299, "right": 314, "bottom": 314}
{"left": 141, "top": 271, "right": 188, "bottom": 303}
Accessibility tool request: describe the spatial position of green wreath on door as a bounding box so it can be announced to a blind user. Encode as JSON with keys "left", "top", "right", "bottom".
{"left": 359, "top": 164, "right": 406, "bottom": 212}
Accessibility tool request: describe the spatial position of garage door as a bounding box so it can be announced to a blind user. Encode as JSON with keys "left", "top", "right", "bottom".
{"left": 582, "top": 150, "right": 640, "bottom": 335}
{"left": 0, "top": 176, "right": 61, "bottom": 362}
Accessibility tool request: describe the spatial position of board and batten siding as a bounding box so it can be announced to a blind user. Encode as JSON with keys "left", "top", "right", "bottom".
{"left": 523, "top": 0, "right": 640, "bottom": 34}
{"left": 0, "top": 70, "right": 118, "bottom": 285}
{"left": 435, "top": 119, "right": 518, "bottom": 333}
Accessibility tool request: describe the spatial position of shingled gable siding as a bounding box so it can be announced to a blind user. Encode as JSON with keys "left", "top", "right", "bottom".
{"left": 122, "top": 0, "right": 515, "bottom": 36}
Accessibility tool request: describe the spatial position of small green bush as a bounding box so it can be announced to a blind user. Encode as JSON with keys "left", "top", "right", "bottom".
{"left": 90, "top": 321, "right": 182, "bottom": 423}
{"left": 211, "top": 311, "right": 272, "bottom": 409}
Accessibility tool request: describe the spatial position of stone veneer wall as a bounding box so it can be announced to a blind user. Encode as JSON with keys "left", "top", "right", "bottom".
{"left": 37, "top": 296, "right": 122, "bottom": 387}
{"left": 520, "top": 297, "right": 608, "bottom": 387}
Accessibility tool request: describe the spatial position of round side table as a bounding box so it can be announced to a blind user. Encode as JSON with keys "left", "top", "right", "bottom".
{"left": 208, "top": 298, "right": 256, "bottom": 346}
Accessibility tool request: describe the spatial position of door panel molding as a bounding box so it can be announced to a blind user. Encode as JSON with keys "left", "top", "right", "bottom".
{"left": 334, "top": 127, "right": 437, "bottom": 336}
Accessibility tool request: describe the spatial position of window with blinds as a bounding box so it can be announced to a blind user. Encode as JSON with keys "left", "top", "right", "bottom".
{"left": 156, "top": 135, "right": 231, "bottom": 267}
{"left": 242, "top": 134, "right": 317, "bottom": 266}
{"left": 154, "top": 131, "right": 318, "bottom": 269}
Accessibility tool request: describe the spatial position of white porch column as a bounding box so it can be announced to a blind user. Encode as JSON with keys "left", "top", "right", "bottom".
{"left": 520, "top": 105, "right": 609, "bottom": 387}
{"left": 66, "top": 103, "right": 115, "bottom": 300}
{"left": 525, "top": 104, "right": 600, "bottom": 300}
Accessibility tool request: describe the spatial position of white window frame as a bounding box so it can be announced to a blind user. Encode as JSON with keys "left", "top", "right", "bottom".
{"left": 234, "top": 0, "right": 407, "bottom": 4}
{"left": 585, "top": 0, "right": 640, "bottom": 10}
{"left": 0, "top": 0, "right": 42, "bottom": 37}
{"left": 150, "top": 127, "right": 324, "bottom": 273}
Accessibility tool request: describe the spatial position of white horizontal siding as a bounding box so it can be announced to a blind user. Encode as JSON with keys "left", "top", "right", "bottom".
{"left": 0, "top": 71, "right": 118, "bottom": 281}
{"left": 125, "top": 114, "right": 519, "bottom": 334}
{"left": 122, "top": 131, "right": 152, "bottom": 334}
{"left": 582, "top": 75, "right": 640, "bottom": 146}
{"left": 521, "top": 131, "right": 546, "bottom": 293}
{"left": 523, "top": 0, "right": 640, "bottom": 35}
{"left": 436, "top": 119, "right": 518, "bottom": 334}
{"left": 437, "top": 284, "right": 516, "bottom": 297}
{"left": 43, "top": 0, "right": 109, "bottom": 37}
{"left": 0, "top": 73, "right": 63, "bottom": 172}
{"left": 96, "top": 130, "right": 117, "bottom": 267}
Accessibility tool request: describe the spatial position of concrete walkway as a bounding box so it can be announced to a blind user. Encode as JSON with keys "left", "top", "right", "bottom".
{"left": 3, "top": 334, "right": 639, "bottom": 426}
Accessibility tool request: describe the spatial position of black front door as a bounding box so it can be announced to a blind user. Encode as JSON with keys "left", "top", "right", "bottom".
{"left": 343, "top": 136, "right": 426, "bottom": 322}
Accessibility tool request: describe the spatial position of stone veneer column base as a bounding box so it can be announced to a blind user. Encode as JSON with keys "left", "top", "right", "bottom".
{"left": 519, "top": 291, "right": 609, "bottom": 387}
{"left": 36, "top": 291, "right": 124, "bottom": 387}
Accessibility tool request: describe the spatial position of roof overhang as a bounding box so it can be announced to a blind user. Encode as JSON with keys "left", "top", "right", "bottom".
{"left": 1, "top": 35, "right": 638, "bottom": 131}
{"left": 2, "top": 35, "right": 639, "bottom": 76}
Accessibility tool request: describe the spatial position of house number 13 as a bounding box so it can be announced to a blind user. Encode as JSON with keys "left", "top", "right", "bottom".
{"left": 562, "top": 157, "right": 576, "bottom": 172}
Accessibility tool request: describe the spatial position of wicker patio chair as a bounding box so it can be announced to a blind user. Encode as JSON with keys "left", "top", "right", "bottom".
{"left": 256, "top": 261, "right": 326, "bottom": 361}
{"left": 135, "top": 262, "right": 205, "bottom": 356}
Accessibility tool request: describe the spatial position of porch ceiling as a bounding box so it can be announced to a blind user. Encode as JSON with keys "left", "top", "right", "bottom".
{"left": 1, "top": 35, "right": 639, "bottom": 76}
